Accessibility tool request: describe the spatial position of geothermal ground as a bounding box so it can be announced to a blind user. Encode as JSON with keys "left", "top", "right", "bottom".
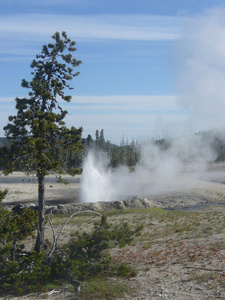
{"left": 0, "top": 172, "right": 81, "bottom": 206}
{"left": 1, "top": 163, "right": 225, "bottom": 209}
{"left": 1, "top": 164, "right": 225, "bottom": 299}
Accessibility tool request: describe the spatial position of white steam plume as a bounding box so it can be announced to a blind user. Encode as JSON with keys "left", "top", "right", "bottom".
{"left": 80, "top": 7, "right": 225, "bottom": 203}
{"left": 80, "top": 134, "right": 217, "bottom": 203}
{"left": 175, "top": 7, "right": 225, "bottom": 132}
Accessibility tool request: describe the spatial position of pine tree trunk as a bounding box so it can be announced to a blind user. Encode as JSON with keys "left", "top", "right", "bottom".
{"left": 11, "top": 239, "right": 17, "bottom": 261}
{"left": 35, "top": 173, "right": 45, "bottom": 252}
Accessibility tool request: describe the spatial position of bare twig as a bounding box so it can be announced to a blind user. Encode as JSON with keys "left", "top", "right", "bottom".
{"left": 40, "top": 288, "right": 62, "bottom": 296}
{"left": 45, "top": 210, "right": 103, "bottom": 261}
{"left": 184, "top": 266, "right": 224, "bottom": 272}
{"left": 43, "top": 240, "right": 52, "bottom": 252}
{"left": 47, "top": 215, "right": 56, "bottom": 246}
{"left": 39, "top": 284, "right": 73, "bottom": 297}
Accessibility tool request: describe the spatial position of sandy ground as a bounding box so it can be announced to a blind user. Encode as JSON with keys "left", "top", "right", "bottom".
{"left": 0, "top": 172, "right": 81, "bottom": 206}
{"left": 3, "top": 206, "right": 225, "bottom": 300}
{"left": 1, "top": 164, "right": 225, "bottom": 208}
{"left": 1, "top": 164, "right": 225, "bottom": 299}
{"left": 110, "top": 208, "right": 225, "bottom": 300}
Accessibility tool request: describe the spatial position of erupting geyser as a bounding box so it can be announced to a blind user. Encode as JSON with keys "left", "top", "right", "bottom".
{"left": 80, "top": 151, "right": 114, "bottom": 203}
{"left": 80, "top": 8, "right": 225, "bottom": 204}
{"left": 80, "top": 150, "right": 143, "bottom": 203}
{"left": 80, "top": 133, "right": 217, "bottom": 204}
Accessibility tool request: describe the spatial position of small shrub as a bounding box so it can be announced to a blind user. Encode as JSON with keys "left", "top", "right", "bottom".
{"left": 0, "top": 189, "right": 7, "bottom": 209}
{"left": 52, "top": 216, "right": 142, "bottom": 282}
{"left": 72, "top": 280, "right": 128, "bottom": 300}
{"left": 0, "top": 208, "right": 38, "bottom": 295}
{"left": 0, "top": 214, "right": 142, "bottom": 296}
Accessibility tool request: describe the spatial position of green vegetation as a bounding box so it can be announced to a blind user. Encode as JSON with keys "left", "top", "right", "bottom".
{"left": 2, "top": 126, "right": 225, "bottom": 177}
{"left": 0, "top": 189, "right": 7, "bottom": 209}
{"left": 92, "top": 207, "right": 225, "bottom": 243}
{"left": 1, "top": 189, "right": 225, "bottom": 298}
{"left": 49, "top": 207, "right": 225, "bottom": 247}
{"left": 0, "top": 31, "right": 83, "bottom": 252}
{"left": 0, "top": 218, "right": 140, "bottom": 295}
{"left": 0, "top": 190, "right": 39, "bottom": 294}
{"left": 72, "top": 280, "right": 128, "bottom": 300}
{"left": 0, "top": 192, "right": 142, "bottom": 298}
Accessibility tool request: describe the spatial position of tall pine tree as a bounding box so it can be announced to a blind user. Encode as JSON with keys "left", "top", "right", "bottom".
{"left": 2, "top": 31, "right": 83, "bottom": 252}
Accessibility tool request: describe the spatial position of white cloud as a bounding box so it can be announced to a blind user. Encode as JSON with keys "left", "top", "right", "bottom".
{"left": 62, "top": 95, "right": 183, "bottom": 142}
{"left": 0, "top": 14, "right": 182, "bottom": 49}
{"left": 66, "top": 112, "right": 186, "bottom": 143}
{"left": 0, "top": 95, "right": 184, "bottom": 143}
{"left": 63, "top": 95, "right": 179, "bottom": 115}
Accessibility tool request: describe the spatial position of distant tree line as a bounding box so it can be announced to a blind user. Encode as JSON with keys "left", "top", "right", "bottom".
{"left": 2, "top": 128, "right": 225, "bottom": 173}
{"left": 195, "top": 129, "right": 225, "bottom": 162}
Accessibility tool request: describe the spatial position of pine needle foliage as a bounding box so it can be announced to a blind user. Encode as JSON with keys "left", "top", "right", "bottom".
{"left": 1, "top": 31, "right": 83, "bottom": 252}
{"left": 0, "top": 215, "right": 141, "bottom": 296}
{"left": 3, "top": 31, "right": 83, "bottom": 176}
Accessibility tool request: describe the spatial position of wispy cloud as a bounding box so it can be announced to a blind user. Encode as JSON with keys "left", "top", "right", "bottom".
{"left": 0, "top": 95, "right": 184, "bottom": 143}
{"left": 64, "top": 95, "right": 179, "bottom": 114}
{"left": 0, "top": 14, "right": 183, "bottom": 55}
{"left": 66, "top": 112, "right": 186, "bottom": 143}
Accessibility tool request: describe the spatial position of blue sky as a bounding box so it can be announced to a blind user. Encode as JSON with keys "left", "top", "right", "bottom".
{"left": 1, "top": 0, "right": 225, "bottom": 144}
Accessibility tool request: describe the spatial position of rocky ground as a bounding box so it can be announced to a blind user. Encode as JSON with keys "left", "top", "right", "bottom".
{"left": 3, "top": 206, "right": 225, "bottom": 300}
{"left": 111, "top": 206, "right": 225, "bottom": 300}
{"left": 1, "top": 166, "right": 225, "bottom": 213}
{"left": 1, "top": 164, "right": 225, "bottom": 299}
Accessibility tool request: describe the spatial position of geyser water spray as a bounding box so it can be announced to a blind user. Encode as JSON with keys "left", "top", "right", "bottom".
{"left": 80, "top": 134, "right": 217, "bottom": 203}
{"left": 80, "top": 151, "right": 114, "bottom": 202}
{"left": 80, "top": 149, "right": 144, "bottom": 203}
{"left": 80, "top": 8, "right": 225, "bottom": 204}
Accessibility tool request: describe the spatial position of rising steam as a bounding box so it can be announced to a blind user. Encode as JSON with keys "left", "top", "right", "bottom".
{"left": 80, "top": 7, "right": 225, "bottom": 203}
{"left": 175, "top": 7, "right": 225, "bottom": 133}
{"left": 80, "top": 133, "right": 217, "bottom": 203}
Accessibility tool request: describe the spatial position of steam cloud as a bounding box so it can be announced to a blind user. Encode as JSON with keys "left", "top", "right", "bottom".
{"left": 80, "top": 134, "right": 217, "bottom": 203}
{"left": 175, "top": 7, "right": 225, "bottom": 133}
{"left": 80, "top": 7, "right": 225, "bottom": 203}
